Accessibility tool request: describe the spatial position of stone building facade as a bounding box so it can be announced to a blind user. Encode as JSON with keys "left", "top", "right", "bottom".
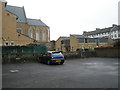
{"left": 1, "top": 1, "right": 50, "bottom": 46}
{"left": 55, "top": 36, "right": 70, "bottom": 52}
{"left": 83, "top": 24, "right": 120, "bottom": 40}
{"left": 70, "top": 34, "right": 114, "bottom": 52}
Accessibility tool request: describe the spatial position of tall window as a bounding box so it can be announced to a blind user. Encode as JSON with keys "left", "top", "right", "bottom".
{"left": 42, "top": 30, "right": 46, "bottom": 41}
{"left": 36, "top": 30, "right": 40, "bottom": 41}
{"left": 28, "top": 29, "right": 33, "bottom": 38}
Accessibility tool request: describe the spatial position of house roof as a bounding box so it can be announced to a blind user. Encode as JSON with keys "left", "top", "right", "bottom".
{"left": 5, "top": 5, "right": 27, "bottom": 23}
{"left": 110, "top": 25, "right": 119, "bottom": 32}
{"left": 27, "top": 18, "right": 48, "bottom": 27}
{"left": 61, "top": 37, "right": 70, "bottom": 41}
{"left": 100, "top": 27, "right": 112, "bottom": 33}
{"left": 83, "top": 26, "right": 113, "bottom": 36}
{"left": 5, "top": 5, "right": 49, "bottom": 27}
{"left": 56, "top": 36, "right": 68, "bottom": 42}
{"left": 70, "top": 34, "right": 87, "bottom": 38}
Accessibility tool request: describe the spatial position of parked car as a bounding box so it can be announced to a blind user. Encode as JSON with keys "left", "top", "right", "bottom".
{"left": 39, "top": 51, "right": 65, "bottom": 65}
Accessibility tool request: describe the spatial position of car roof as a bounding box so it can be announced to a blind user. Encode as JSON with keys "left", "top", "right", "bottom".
{"left": 47, "top": 51, "right": 61, "bottom": 53}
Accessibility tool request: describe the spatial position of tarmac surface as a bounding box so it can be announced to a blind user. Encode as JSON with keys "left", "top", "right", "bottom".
{"left": 2, "top": 57, "right": 118, "bottom": 88}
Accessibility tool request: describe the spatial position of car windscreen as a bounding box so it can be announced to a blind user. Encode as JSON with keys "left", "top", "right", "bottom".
{"left": 51, "top": 52, "right": 63, "bottom": 56}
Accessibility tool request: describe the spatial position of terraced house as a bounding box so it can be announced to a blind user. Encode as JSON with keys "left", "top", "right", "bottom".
{"left": 83, "top": 24, "right": 120, "bottom": 40}
{"left": 1, "top": 0, "right": 50, "bottom": 47}
{"left": 70, "top": 34, "right": 114, "bottom": 52}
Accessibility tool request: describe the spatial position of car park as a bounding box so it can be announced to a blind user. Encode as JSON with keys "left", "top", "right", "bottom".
{"left": 39, "top": 51, "right": 65, "bottom": 65}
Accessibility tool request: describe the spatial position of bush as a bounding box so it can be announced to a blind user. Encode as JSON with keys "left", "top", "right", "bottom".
{"left": 76, "top": 48, "right": 83, "bottom": 52}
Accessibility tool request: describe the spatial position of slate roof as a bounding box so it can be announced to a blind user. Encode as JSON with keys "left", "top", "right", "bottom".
{"left": 61, "top": 37, "right": 70, "bottom": 40}
{"left": 27, "top": 18, "right": 48, "bottom": 27}
{"left": 71, "top": 34, "right": 87, "bottom": 38}
{"left": 110, "top": 25, "right": 118, "bottom": 32}
{"left": 100, "top": 27, "right": 112, "bottom": 33}
{"left": 5, "top": 5, "right": 27, "bottom": 23}
{"left": 5, "top": 5, "right": 48, "bottom": 27}
{"left": 83, "top": 27, "right": 113, "bottom": 36}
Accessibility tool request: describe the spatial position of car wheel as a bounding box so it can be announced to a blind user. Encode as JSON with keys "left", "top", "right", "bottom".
{"left": 47, "top": 60, "right": 51, "bottom": 65}
{"left": 39, "top": 59, "right": 42, "bottom": 63}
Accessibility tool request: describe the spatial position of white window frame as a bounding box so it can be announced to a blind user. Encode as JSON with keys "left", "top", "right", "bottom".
{"left": 4, "top": 41, "right": 9, "bottom": 46}
{"left": 10, "top": 41, "right": 14, "bottom": 46}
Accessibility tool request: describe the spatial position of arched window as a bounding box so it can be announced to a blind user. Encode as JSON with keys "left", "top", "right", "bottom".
{"left": 42, "top": 30, "right": 46, "bottom": 41}
{"left": 36, "top": 29, "right": 40, "bottom": 41}
{"left": 28, "top": 29, "right": 33, "bottom": 38}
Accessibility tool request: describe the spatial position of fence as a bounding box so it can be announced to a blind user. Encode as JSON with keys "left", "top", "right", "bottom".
{"left": 94, "top": 47, "right": 119, "bottom": 58}
{"left": 2, "top": 46, "right": 47, "bottom": 54}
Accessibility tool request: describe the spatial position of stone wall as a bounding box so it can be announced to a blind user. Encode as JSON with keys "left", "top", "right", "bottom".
{"left": 95, "top": 47, "right": 119, "bottom": 58}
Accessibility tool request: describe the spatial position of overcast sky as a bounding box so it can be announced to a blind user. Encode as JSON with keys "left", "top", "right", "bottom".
{"left": 6, "top": 0, "right": 119, "bottom": 40}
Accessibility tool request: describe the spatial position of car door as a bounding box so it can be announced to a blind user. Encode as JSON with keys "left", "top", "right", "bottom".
{"left": 45, "top": 53, "right": 51, "bottom": 63}
{"left": 41, "top": 54, "right": 47, "bottom": 63}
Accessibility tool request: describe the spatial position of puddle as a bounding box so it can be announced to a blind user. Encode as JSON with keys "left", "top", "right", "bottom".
{"left": 10, "top": 70, "right": 19, "bottom": 73}
{"left": 83, "top": 63, "right": 98, "bottom": 65}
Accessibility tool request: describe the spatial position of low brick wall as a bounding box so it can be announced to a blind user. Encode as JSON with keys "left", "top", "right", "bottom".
{"left": 3, "top": 47, "right": 118, "bottom": 64}
{"left": 63, "top": 52, "right": 81, "bottom": 59}
{"left": 63, "top": 51, "right": 95, "bottom": 59}
{"left": 95, "top": 47, "right": 119, "bottom": 58}
{"left": 2, "top": 53, "right": 40, "bottom": 64}
{"left": 2, "top": 51, "right": 96, "bottom": 64}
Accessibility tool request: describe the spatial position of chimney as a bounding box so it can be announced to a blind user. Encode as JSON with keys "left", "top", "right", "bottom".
{"left": 112, "top": 24, "right": 117, "bottom": 27}
{"left": 96, "top": 28, "right": 100, "bottom": 30}
{"left": 83, "top": 31, "right": 87, "bottom": 33}
{"left": 0, "top": 0, "right": 7, "bottom": 8}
